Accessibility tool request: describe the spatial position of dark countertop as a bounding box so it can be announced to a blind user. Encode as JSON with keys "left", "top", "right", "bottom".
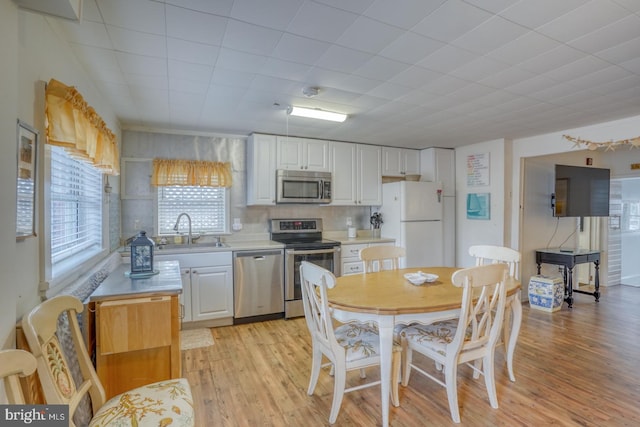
{"left": 89, "top": 260, "right": 183, "bottom": 302}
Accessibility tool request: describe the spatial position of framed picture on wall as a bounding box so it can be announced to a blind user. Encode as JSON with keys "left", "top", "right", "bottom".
{"left": 466, "top": 192, "right": 490, "bottom": 220}
{"left": 16, "top": 119, "right": 38, "bottom": 240}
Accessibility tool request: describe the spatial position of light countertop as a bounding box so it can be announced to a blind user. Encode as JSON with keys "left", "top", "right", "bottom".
{"left": 89, "top": 260, "right": 183, "bottom": 302}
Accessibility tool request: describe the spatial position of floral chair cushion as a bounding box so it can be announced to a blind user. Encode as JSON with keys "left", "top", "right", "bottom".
{"left": 89, "top": 378, "right": 194, "bottom": 427}
{"left": 335, "top": 323, "right": 401, "bottom": 362}
{"left": 400, "top": 319, "right": 461, "bottom": 356}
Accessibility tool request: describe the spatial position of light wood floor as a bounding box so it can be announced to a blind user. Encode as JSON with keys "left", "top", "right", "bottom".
{"left": 182, "top": 285, "right": 640, "bottom": 426}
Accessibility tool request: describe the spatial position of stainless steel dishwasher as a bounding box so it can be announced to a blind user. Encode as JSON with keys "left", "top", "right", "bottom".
{"left": 233, "top": 249, "right": 284, "bottom": 323}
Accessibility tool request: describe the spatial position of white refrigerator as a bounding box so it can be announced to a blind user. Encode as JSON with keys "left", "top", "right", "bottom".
{"left": 381, "top": 181, "right": 444, "bottom": 268}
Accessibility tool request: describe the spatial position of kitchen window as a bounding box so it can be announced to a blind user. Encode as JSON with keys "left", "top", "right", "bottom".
{"left": 44, "top": 146, "right": 106, "bottom": 287}
{"left": 157, "top": 186, "right": 229, "bottom": 235}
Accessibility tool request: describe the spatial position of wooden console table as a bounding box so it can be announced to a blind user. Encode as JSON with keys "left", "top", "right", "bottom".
{"left": 535, "top": 248, "right": 600, "bottom": 308}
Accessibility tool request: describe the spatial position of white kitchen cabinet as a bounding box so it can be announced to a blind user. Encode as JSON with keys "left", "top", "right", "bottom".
{"left": 382, "top": 147, "right": 420, "bottom": 177}
{"left": 331, "top": 142, "right": 382, "bottom": 206}
{"left": 357, "top": 144, "right": 382, "bottom": 206}
{"left": 341, "top": 241, "right": 394, "bottom": 276}
{"left": 420, "top": 148, "right": 455, "bottom": 196}
{"left": 277, "top": 136, "right": 331, "bottom": 172}
{"left": 247, "top": 133, "right": 277, "bottom": 205}
{"left": 157, "top": 252, "right": 233, "bottom": 324}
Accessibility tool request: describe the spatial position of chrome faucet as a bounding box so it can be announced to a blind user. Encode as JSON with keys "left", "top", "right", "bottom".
{"left": 173, "top": 213, "right": 192, "bottom": 245}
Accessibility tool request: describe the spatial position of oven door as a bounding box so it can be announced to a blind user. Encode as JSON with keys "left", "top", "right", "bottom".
{"left": 284, "top": 246, "right": 341, "bottom": 318}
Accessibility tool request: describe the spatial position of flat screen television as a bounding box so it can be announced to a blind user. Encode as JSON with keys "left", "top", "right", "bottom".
{"left": 553, "top": 164, "right": 610, "bottom": 217}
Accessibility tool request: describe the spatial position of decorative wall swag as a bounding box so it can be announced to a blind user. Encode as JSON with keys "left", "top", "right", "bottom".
{"left": 563, "top": 134, "right": 640, "bottom": 151}
{"left": 45, "top": 79, "right": 119, "bottom": 175}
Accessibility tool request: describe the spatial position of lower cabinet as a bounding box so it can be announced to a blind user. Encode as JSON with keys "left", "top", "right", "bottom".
{"left": 95, "top": 295, "right": 180, "bottom": 399}
{"left": 341, "top": 241, "right": 395, "bottom": 276}
{"left": 157, "top": 252, "right": 233, "bottom": 324}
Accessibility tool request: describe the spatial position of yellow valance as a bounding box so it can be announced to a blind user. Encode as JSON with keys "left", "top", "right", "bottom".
{"left": 152, "top": 159, "right": 232, "bottom": 187}
{"left": 45, "top": 78, "right": 120, "bottom": 175}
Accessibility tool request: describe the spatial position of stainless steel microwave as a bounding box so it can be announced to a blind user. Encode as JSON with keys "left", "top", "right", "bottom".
{"left": 276, "top": 170, "right": 332, "bottom": 204}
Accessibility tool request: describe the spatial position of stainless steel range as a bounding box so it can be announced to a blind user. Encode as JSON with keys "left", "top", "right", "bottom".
{"left": 270, "top": 218, "right": 341, "bottom": 319}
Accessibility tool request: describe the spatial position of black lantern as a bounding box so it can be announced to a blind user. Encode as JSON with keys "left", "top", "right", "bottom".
{"left": 130, "top": 231, "right": 155, "bottom": 274}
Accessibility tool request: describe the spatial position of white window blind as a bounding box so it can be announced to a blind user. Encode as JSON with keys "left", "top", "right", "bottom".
{"left": 50, "top": 146, "right": 103, "bottom": 265}
{"left": 157, "top": 186, "right": 228, "bottom": 235}
{"left": 16, "top": 177, "right": 34, "bottom": 234}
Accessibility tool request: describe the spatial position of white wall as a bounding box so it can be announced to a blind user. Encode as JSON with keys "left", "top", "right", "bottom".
{"left": 1, "top": 6, "right": 121, "bottom": 349}
{"left": 454, "top": 139, "right": 509, "bottom": 268}
{"left": 0, "top": 0, "right": 20, "bottom": 350}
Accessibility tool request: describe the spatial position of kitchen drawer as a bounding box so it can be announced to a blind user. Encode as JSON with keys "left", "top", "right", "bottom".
{"left": 342, "top": 243, "right": 367, "bottom": 259}
{"left": 342, "top": 260, "right": 364, "bottom": 275}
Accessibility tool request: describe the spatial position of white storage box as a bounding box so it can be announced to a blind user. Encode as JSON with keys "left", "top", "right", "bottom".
{"left": 528, "top": 275, "right": 565, "bottom": 312}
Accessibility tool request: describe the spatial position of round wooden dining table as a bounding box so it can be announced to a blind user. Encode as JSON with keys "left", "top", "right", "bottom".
{"left": 327, "top": 266, "right": 522, "bottom": 427}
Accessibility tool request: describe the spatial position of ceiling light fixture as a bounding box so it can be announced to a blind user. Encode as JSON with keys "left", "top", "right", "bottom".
{"left": 286, "top": 106, "right": 347, "bottom": 122}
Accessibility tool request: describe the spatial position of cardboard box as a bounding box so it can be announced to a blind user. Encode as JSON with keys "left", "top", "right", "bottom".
{"left": 528, "top": 275, "right": 565, "bottom": 312}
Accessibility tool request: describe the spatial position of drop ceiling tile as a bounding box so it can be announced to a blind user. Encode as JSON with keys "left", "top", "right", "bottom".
{"left": 169, "top": 90, "right": 206, "bottom": 108}
{"left": 70, "top": 44, "right": 123, "bottom": 83}
{"left": 57, "top": 19, "right": 111, "bottom": 49}
{"left": 221, "top": 20, "right": 282, "bottom": 56}
{"left": 166, "top": 0, "right": 234, "bottom": 15}
{"left": 169, "top": 78, "right": 211, "bottom": 94}
{"left": 448, "top": 55, "right": 510, "bottom": 81}
{"left": 366, "top": 82, "right": 414, "bottom": 100}
{"left": 166, "top": 4, "right": 228, "bottom": 44}
{"left": 498, "top": 0, "right": 588, "bottom": 29}
{"left": 124, "top": 72, "right": 168, "bottom": 90}
{"left": 378, "top": 31, "right": 444, "bottom": 64}
{"left": 230, "top": 0, "right": 302, "bottom": 30}
{"left": 568, "top": 14, "right": 640, "bottom": 55}
{"left": 421, "top": 74, "right": 472, "bottom": 96}
{"left": 364, "top": 0, "right": 445, "bottom": 29}
{"left": 261, "top": 57, "right": 312, "bottom": 81}
{"left": 211, "top": 67, "right": 256, "bottom": 88}
{"left": 96, "top": 0, "right": 165, "bottom": 34}
{"left": 250, "top": 75, "right": 300, "bottom": 95}
{"left": 569, "top": 65, "right": 634, "bottom": 93}
{"left": 479, "top": 66, "right": 536, "bottom": 89}
{"left": 320, "top": 72, "right": 380, "bottom": 93}
{"left": 451, "top": 15, "right": 528, "bottom": 55}
{"left": 315, "top": 45, "right": 373, "bottom": 74}
{"left": 613, "top": 0, "right": 640, "bottom": 12}
{"left": 168, "top": 60, "right": 213, "bottom": 83}
{"left": 354, "top": 56, "right": 410, "bottom": 81}
{"left": 81, "top": 0, "right": 102, "bottom": 23}
{"left": 505, "top": 74, "right": 563, "bottom": 96}
{"left": 215, "top": 48, "right": 268, "bottom": 71}
{"left": 389, "top": 66, "right": 443, "bottom": 89}
{"left": 418, "top": 44, "right": 479, "bottom": 74}
{"left": 595, "top": 34, "right": 640, "bottom": 63}
{"left": 517, "top": 44, "right": 586, "bottom": 75}
{"left": 336, "top": 15, "right": 404, "bottom": 54}
{"left": 287, "top": 2, "right": 358, "bottom": 42}
{"left": 486, "top": 31, "right": 561, "bottom": 66}
{"left": 463, "top": 0, "right": 519, "bottom": 14}
{"left": 116, "top": 52, "right": 167, "bottom": 76}
{"left": 167, "top": 38, "right": 220, "bottom": 66}
{"left": 272, "top": 33, "right": 331, "bottom": 65}
{"left": 412, "top": 0, "right": 492, "bottom": 43}
{"left": 543, "top": 56, "right": 611, "bottom": 83}
{"left": 108, "top": 26, "right": 166, "bottom": 57}
{"left": 619, "top": 56, "right": 640, "bottom": 74}
{"left": 536, "top": 1, "right": 629, "bottom": 43}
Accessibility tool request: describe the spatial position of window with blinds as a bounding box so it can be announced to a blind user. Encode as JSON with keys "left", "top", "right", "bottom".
{"left": 157, "top": 186, "right": 228, "bottom": 235}
{"left": 50, "top": 146, "right": 103, "bottom": 265}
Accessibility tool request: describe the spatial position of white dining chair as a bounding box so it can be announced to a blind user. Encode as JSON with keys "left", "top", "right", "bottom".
{"left": 468, "top": 244, "right": 521, "bottom": 381}
{"left": 359, "top": 245, "right": 406, "bottom": 272}
{"left": 400, "top": 263, "right": 508, "bottom": 423}
{"left": 0, "top": 349, "right": 38, "bottom": 404}
{"left": 299, "top": 261, "right": 401, "bottom": 424}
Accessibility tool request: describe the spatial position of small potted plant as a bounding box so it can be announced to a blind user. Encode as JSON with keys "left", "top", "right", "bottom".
{"left": 370, "top": 212, "right": 383, "bottom": 238}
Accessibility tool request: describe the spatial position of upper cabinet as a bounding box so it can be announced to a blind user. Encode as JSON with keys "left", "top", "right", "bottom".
{"left": 331, "top": 142, "right": 382, "bottom": 206}
{"left": 247, "top": 133, "right": 277, "bottom": 205}
{"left": 420, "top": 148, "right": 455, "bottom": 196}
{"left": 382, "top": 147, "right": 420, "bottom": 177}
{"left": 276, "top": 136, "right": 331, "bottom": 172}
